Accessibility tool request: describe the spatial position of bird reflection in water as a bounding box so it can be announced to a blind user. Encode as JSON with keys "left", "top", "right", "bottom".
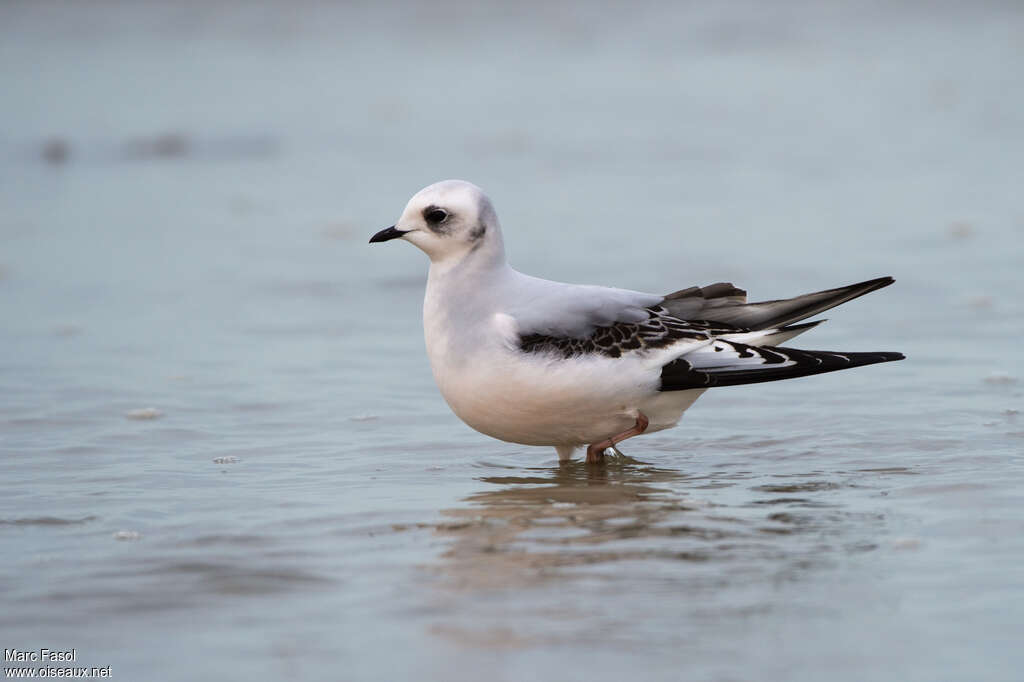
{"left": 431, "top": 455, "right": 755, "bottom": 592}
{"left": 424, "top": 455, "right": 888, "bottom": 650}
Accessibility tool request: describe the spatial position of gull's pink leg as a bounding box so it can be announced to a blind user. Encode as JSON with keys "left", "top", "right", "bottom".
{"left": 586, "top": 413, "right": 650, "bottom": 464}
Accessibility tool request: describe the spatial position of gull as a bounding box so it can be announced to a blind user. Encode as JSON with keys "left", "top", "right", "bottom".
{"left": 370, "top": 180, "right": 904, "bottom": 463}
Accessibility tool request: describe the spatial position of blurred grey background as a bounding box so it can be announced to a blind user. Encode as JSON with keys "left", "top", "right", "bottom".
{"left": 2, "top": 2, "right": 1022, "bottom": 681}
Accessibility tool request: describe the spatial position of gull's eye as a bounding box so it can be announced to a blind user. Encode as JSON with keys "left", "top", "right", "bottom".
{"left": 424, "top": 207, "right": 448, "bottom": 225}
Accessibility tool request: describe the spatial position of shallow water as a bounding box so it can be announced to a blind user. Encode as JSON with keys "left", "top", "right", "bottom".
{"left": 2, "top": 1, "right": 1023, "bottom": 680}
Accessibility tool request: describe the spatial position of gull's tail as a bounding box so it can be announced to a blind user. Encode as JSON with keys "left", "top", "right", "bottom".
{"left": 660, "top": 341, "right": 904, "bottom": 391}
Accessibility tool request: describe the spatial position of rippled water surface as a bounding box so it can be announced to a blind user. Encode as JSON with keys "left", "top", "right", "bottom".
{"left": 2, "top": 2, "right": 1023, "bottom": 680}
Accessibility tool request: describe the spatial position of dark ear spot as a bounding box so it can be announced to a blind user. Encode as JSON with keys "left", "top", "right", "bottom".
{"left": 422, "top": 205, "right": 451, "bottom": 234}
{"left": 468, "top": 222, "right": 486, "bottom": 241}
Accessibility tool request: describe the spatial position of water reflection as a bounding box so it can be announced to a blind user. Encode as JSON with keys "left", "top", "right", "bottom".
{"left": 434, "top": 457, "right": 764, "bottom": 593}
{"left": 422, "top": 456, "right": 895, "bottom": 652}
{"left": 431, "top": 456, "right": 886, "bottom": 596}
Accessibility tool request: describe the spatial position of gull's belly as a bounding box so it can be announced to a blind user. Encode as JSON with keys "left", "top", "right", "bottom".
{"left": 430, "top": 347, "right": 688, "bottom": 446}
{"left": 441, "top": 371, "right": 635, "bottom": 445}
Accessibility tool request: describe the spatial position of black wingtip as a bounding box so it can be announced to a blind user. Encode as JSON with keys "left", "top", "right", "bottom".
{"left": 779, "top": 319, "right": 826, "bottom": 332}
{"left": 866, "top": 275, "right": 895, "bottom": 289}
{"left": 751, "top": 276, "right": 897, "bottom": 329}
{"left": 832, "top": 276, "right": 895, "bottom": 298}
{"left": 863, "top": 350, "right": 904, "bottom": 362}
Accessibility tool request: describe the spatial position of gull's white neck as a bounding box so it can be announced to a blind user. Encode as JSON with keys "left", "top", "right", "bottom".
{"left": 423, "top": 229, "right": 512, "bottom": 371}
{"left": 425, "top": 234, "right": 509, "bottom": 312}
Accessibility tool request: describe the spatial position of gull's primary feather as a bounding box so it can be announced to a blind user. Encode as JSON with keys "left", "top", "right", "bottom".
{"left": 663, "top": 277, "right": 895, "bottom": 330}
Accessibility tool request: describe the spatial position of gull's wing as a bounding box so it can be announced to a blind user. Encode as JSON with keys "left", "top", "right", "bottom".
{"left": 662, "top": 277, "right": 894, "bottom": 330}
{"left": 511, "top": 274, "right": 903, "bottom": 387}
{"left": 507, "top": 275, "right": 895, "bottom": 341}
{"left": 502, "top": 273, "right": 664, "bottom": 339}
{"left": 519, "top": 305, "right": 721, "bottom": 359}
{"left": 514, "top": 303, "right": 823, "bottom": 361}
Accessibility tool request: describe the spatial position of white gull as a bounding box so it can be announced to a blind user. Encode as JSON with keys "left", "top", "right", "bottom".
{"left": 370, "top": 180, "right": 903, "bottom": 463}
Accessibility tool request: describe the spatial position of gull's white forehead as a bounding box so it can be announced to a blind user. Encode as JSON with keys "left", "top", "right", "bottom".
{"left": 409, "top": 179, "right": 485, "bottom": 209}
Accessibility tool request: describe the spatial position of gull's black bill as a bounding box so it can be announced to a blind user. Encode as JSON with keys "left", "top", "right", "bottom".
{"left": 369, "top": 225, "right": 406, "bottom": 243}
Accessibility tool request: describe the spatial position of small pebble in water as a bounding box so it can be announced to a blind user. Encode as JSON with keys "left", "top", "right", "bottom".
{"left": 947, "top": 221, "right": 974, "bottom": 238}
{"left": 41, "top": 137, "right": 71, "bottom": 164}
{"left": 113, "top": 530, "right": 141, "bottom": 541}
{"left": 213, "top": 456, "right": 239, "bottom": 464}
{"left": 125, "top": 407, "right": 163, "bottom": 420}
{"left": 891, "top": 538, "right": 922, "bottom": 550}
{"left": 964, "top": 295, "right": 993, "bottom": 309}
{"left": 122, "top": 132, "right": 189, "bottom": 160}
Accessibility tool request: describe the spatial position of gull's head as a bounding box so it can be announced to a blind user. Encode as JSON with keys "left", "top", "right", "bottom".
{"left": 370, "top": 180, "right": 503, "bottom": 265}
